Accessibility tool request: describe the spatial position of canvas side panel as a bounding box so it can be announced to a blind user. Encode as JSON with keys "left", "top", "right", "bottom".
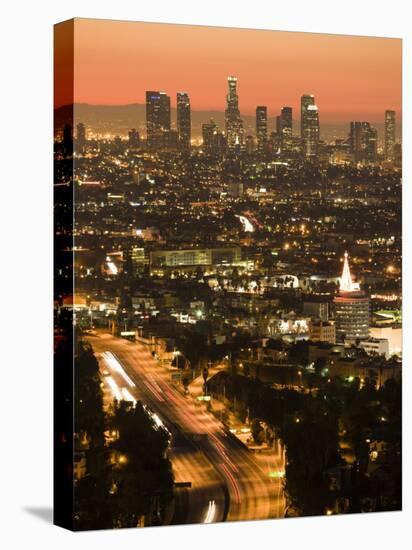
{"left": 53, "top": 18, "right": 75, "bottom": 531}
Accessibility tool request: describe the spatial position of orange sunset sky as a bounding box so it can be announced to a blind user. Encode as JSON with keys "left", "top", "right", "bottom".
{"left": 55, "top": 18, "right": 402, "bottom": 123}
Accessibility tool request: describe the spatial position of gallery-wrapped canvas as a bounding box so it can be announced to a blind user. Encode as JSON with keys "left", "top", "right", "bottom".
{"left": 54, "top": 18, "right": 402, "bottom": 530}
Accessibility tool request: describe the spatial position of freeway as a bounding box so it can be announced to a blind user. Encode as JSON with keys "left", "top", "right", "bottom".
{"left": 87, "top": 331, "right": 285, "bottom": 524}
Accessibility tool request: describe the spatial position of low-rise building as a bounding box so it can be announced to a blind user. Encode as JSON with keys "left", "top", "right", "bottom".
{"left": 309, "top": 320, "right": 336, "bottom": 344}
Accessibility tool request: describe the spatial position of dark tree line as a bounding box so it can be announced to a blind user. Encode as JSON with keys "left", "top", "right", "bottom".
{"left": 65, "top": 334, "right": 174, "bottom": 530}
{"left": 208, "top": 369, "right": 401, "bottom": 516}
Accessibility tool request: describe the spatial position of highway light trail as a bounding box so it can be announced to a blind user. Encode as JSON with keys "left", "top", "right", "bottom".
{"left": 209, "top": 433, "right": 239, "bottom": 472}
{"left": 121, "top": 387, "right": 137, "bottom": 404}
{"left": 102, "top": 352, "right": 136, "bottom": 387}
{"left": 106, "top": 376, "right": 123, "bottom": 401}
{"left": 203, "top": 500, "right": 216, "bottom": 524}
{"left": 93, "top": 337, "right": 282, "bottom": 520}
{"left": 143, "top": 380, "right": 165, "bottom": 402}
{"left": 220, "top": 463, "right": 242, "bottom": 505}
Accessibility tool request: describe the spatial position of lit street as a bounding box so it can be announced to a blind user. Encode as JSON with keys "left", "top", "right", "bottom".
{"left": 88, "top": 331, "right": 285, "bottom": 524}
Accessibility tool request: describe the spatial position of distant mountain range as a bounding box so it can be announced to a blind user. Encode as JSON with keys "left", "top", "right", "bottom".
{"left": 54, "top": 103, "right": 400, "bottom": 143}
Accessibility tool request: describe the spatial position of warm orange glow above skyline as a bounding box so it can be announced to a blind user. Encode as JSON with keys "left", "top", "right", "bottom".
{"left": 64, "top": 18, "right": 401, "bottom": 123}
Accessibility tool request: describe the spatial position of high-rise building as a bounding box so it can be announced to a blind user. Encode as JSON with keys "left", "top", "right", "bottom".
{"left": 76, "top": 122, "right": 86, "bottom": 154}
{"left": 128, "top": 128, "right": 140, "bottom": 148}
{"left": 225, "top": 76, "right": 244, "bottom": 150}
{"left": 245, "top": 135, "right": 255, "bottom": 155}
{"left": 164, "top": 129, "right": 179, "bottom": 150}
{"left": 177, "top": 92, "right": 191, "bottom": 151}
{"left": 334, "top": 252, "right": 370, "bottom": 341}
{"left": 268, "top": 130, "right": 282, "bottom": 153}
{"left": 385, "top": 110, "right": 396, "bottom": 161}
{"left": 364, "top": 125, "right": 378, "bottom": 163}
{"left": 256, "top": 106, "right": 267, "bottom": 153}
{"left": 300, "top": 94, "right": 315, "bottom": 139}
{"left": 280, "top": 106, "right": 293, "bottom": 151}
{"left": 303, "top": 104, "right": 320, "bottom": 157}
{"left": 350, "top": 122, "right": 378, "bottom": 163}
{"left": 202, "top": 119, "right": 217, "bottom": 151}
{"left": 146, "top": 90, "right": 171, "bottom": 150}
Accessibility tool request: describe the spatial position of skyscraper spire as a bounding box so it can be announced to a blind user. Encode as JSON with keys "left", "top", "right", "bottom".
{"left": 340, "top": 251, "right": 359, "bottom": 292}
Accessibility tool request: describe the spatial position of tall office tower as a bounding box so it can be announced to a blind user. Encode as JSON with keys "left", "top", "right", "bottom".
{"left": 350, "top": 121, "right": 378, "bottom": 163}
{"left": 225, "top": 76, "right": 244, "bottom": 150}
{"left": 177, "top": 92, "right": 191, "bottom": 151}
{"left": 334, "top": 252, "right": 370, "bottom": 341}
{"left": 303, "top": 104, "right": 320, "bottom": 157}
{"left": 280, "top": 106, "right": 293, "bottom": 151}
{"left": 202, "top": 119, "right": 217, "bottom": 151}
{"left": 268, "top": 130, "right": 282, "bottom": 153}
{"left": 145, "top": 90, "right": 171, "bottom": 150}
{"left": 364, "top": 125, "right": 378, "bottom": 163}
{"left": 256, "top": 106, "right": 267, "bottom": 153}
{"left": 301, "top": 94, "right": 315, "bottom": 139}
{"left": 385, "top": 110, "right": 396, "bottom": 161}
{"left": 76, "top": 122, "right": 86, "bottom": 154}
{"left": 128, "top": 128, "right": 140, "bottom": 148}
{"left": 245, "top": 135, "right": 255, "bottom": 155}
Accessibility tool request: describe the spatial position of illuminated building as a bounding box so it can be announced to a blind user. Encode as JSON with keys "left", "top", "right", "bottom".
{"left": 300, "top": 93, "right": 315, "bottom": 138}
{"left": 76, "top": 122, "right": 86, "bottom": 154}
{"left": 309, "top": 321, "right": 336, "bottom": 344}
{"left": 130, "top": 247, "right": 146, "bottom": 273}
{"left": 202, "top": 120, "right": 226, "bottom": 153}
{"left": 358, "top": 338, "right": 389, "bottom": 359}
{"left": 177, "top": 92, "right": 191, "bottom": 150}
{"left": 268, "top": 130, "right": 282, "bottom": 152}
{"left": 245, "top": 135, "right": 255, "bottom": 155}
{"left": 202, "top": 119, "right": 217, "bottom": 151}
{"left": 228, "top": 181, "right": 244, "bottom": 198}
{"left": 303, "top": 104, "right": 319, "bottom": 157}
{"left": 385, "top": 110, "right": 396, "bottom": 161}
{"left": 334, "top": 252, "right": 370, "bottom": 341}
{"left": 128, "top": 128, "right": 140, "bottom": 148}
{"left": 349, "top": 121, "right": 378, "bottom": 163}
{"left": 364, "top": 126, "right": 378, "bottom": 162}
{"left": 256, "top": 106, "right": 267, "bottom": 152}
{"left": 280, "top": 106, "right": 292, "bottom": 152}
{"left": 225, "top": 76, "right": 244, "bottom": 150}
{"left": 164, "top": 129, "right": 179, "bottom": 150}
{"left": 150, "top": 247, "right": 241, "bottom": 268}
{"left": 145, "top": 90, "right": 171, "bottom": 150}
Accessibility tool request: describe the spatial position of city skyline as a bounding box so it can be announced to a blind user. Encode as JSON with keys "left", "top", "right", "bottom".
{"left": 55, "top": 19, "right": 401, "bottom": 123}
{"left": 74, "top": 78, "right": 398, "bottom": 160}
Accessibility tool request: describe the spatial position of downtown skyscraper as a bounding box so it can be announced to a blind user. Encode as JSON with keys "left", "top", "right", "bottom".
{"left": 300, "top": 94, "right": 315, "bottom": 139}
{"left": 225, "top": 76, "right": 244, "bottom": 150}
{"left": 301, "top": 94, "right": 319, "bottom": 157}
{"left": 146, "top": 91, "right": 171, "bottom": 150}
{"left": 177, "top": 92, "right": 191, "bottom": 151}
{"left": 280, "top": 106, "right": 293, "bottom": 152}
{"left": 350, "top": 121, "right": 378, "bottom": 163}
{"left": 256, "top": 106, "right": 267, "bottom": 153}
{"left": 385, "top": 110, "right": 396, "bottom": 161}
